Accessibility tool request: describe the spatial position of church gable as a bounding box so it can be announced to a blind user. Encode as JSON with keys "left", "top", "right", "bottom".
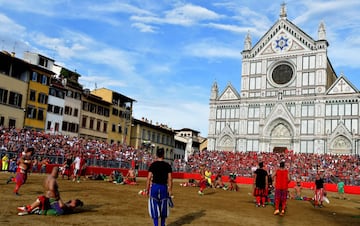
{"left": 218, "top": 124, "right": 235, "bottom": 151}
{"left": 330, "top": 120, "right": 352, "bottom": 139}
{"left": 220, "top": 122, "right": 234, "bottom": 136}
{"left": 328, "top": 121, "right": 353, "bottom": 154}
{"left": 218, "top": 84, "right": 240, "bottom": 101}
{"left": 327, "top": 75, "right": 358, "bottom": 95}
{"left": 263, "top": 103, "right": 294, "bottom": 132}
{"left": 288, "top": 39, "right": 305, "bottom": 52}
{"left": 256, "top": 21, "right": 314, "bottom": 57}
{"left": 260, "top": 33, "right": 306, "bottom": 56}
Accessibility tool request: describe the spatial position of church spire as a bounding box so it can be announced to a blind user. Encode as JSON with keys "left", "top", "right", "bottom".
{"left": 280, "top": 2, "right": 287, "bottom": 19}
{"left": 318, "top": 21, "right": 326, "bottom": 40}
{"left": 244, "top": 31, "right": 252, "bottom": 51}
{"left": 210, "top": 81, "right": 218, "bottom": 100}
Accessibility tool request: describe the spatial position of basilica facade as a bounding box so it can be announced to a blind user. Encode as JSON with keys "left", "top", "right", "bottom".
{"left": 207, "top": 5, "right": 360, "bottom": 154}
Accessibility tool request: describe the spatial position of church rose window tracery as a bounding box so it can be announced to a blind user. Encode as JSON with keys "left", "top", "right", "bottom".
{"left": 272, "top": 64, "right": 293, "bottom": 85}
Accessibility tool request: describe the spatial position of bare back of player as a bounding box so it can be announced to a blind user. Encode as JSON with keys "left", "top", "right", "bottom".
{"left": 44, "top": 167, "right": 64, "bottom": 208}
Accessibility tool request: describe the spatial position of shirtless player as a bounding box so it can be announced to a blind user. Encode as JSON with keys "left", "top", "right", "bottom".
{"left": 7, "top": 146, "right": 34, "bottom": 195}
{"left": 17, "top": 166, "right": 65, "bottom": 215}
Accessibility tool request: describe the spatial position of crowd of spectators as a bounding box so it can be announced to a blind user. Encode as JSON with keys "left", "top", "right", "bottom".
{"left": 0, "top": 127, "right": 154, "bottom": 171}
{"left": 183, "top": 150, "right": 360, "bottom": 186}
{"left": 1, "top": 127, "right": 360, "bottom": 186}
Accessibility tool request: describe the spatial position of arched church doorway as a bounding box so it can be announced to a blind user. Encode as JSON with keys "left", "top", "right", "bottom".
{"left": 273, "top": 146, "right": 287, "bottom": 153}
{"left": 329, "top": 135, "right": 352, "bottom": 154}
{"left": 269, "top": 122, "right": 293, "bottom": 152}
{"left": 219, "top": 135, "right": 235, "bottom": 151}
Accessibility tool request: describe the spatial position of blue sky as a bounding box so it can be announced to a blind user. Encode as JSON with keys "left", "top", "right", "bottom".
{"left": 1, "top": 0, "right": 360, "bottom": 137}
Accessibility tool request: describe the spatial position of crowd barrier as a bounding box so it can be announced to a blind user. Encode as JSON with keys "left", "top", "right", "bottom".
{"left": 37, "top": 165, "right": 360, "bottom": 195}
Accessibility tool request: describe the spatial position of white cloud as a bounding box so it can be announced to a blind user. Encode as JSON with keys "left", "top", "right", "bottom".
{"left": 0, "top": 0, "right": 154, "bottom": 26}
{"left": 0, "top": 14, "right": 26, "bottom": 35}
{"left": 292, "top": 0, "right": 360, "bottom": 25}
{"left": 130, "top": 15, "right": 164, "bottom": 24}
{"left": 79, "top": 75, "right": 127, "bottom": 90}
{"left": 206, "top": 23, "right": 255, "bottom": 35}
{"left": 164, "top": 4, "right": 222, "bottom": 25}
{"left": 87, "top": 2, "right": 153, "bottom": 16}
{"left": 184, "top": 40, "right": 240, "bottom": 59}
{"left": 28, "top": 28, "right": 140, "bottom": 79}
{"left": 131, "top": 3, "right": 222, "bottom": 27}
{"left": 0, "top": 0, "right": 57, "bottom": 16}
{"left": 231, "top": 6, "right": 272, "bottom": 37}
{"left": 82, "top": 48, "right": 137, "bottom": 75}
{"left": 0, "top": 14, "right": 31, "bottom": 55}
{"left": 131, "top": 22, "right": 157, "bottom": 33}
{"left": 146, "top": 64, "right": 171, "bottom": 75}
{"left": 329, "top": 43, "right": 360, "bottom": 69}
{"left": 29, "top": 32, "right": 87, "bottom": 58}
{"left": 133, "top": 100, "right": 209, "bottom": 135}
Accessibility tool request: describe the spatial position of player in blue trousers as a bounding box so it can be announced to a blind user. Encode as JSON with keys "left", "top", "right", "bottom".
{"left": 146, "top": 148, "right": 173, "bottom": 226}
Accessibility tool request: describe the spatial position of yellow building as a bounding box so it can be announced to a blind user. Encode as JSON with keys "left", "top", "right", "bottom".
{"left": 79, "top": 90, "right": 111, "bottom": 141}
{"left": 130, "top": 118, "right": 175, "bottom": 160}
{"left": 23, "top": 52, "right": 55, "bottom": 131}
{"left": 91, "top": 88, "right": 135, "bottom": 144}
{"left": 0, "top": 51, "right": 29, "bottom": 128}
{"left": 199, "top": 138, "right": 208, "bottom": 152}
{"left": 24, "top": 68, "right": 54, "bottom": 131}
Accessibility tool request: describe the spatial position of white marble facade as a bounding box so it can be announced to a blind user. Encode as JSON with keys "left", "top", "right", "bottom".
{"left": 208, "top": 5, "right": 360, "bottom": 154}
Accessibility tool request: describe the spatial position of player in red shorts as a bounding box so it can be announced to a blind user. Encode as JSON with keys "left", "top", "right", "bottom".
{"left": 272, "top": 161, "right": 290, "bottom": 216}
{"left": 228, "top": 173, "right": 239, "bottom": 191}
{"left": 125, "top": 167, "right": 137, "bottom": 184}
{"left": 7, "top": 146, "right": 34, "bottom": 195}
{"left": 17, "top": 195, "right": 83, "bottom": 216}
{"left": 314, "top": 173, "right": 325, "bottom": 208}
{"left": 253, "top": 162, "right": 268, "bottom": 207}
{"left": 214, "top": 171, "right": 227, "bottom": 190}
{"left": 198, "top": 165, "right": 207, "bottom": 195}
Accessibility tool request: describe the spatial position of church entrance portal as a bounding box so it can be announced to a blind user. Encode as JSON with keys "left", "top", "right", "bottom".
{"left": 269, "top": 122, "right": 293, "bottom": 152}
{"left": 273, "top": 146, "right": 287, "bottom": 153}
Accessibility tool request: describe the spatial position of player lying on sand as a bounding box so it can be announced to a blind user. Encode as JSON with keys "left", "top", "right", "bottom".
{"left": 17, "top": 195, "right": 84, "bottom": 216}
